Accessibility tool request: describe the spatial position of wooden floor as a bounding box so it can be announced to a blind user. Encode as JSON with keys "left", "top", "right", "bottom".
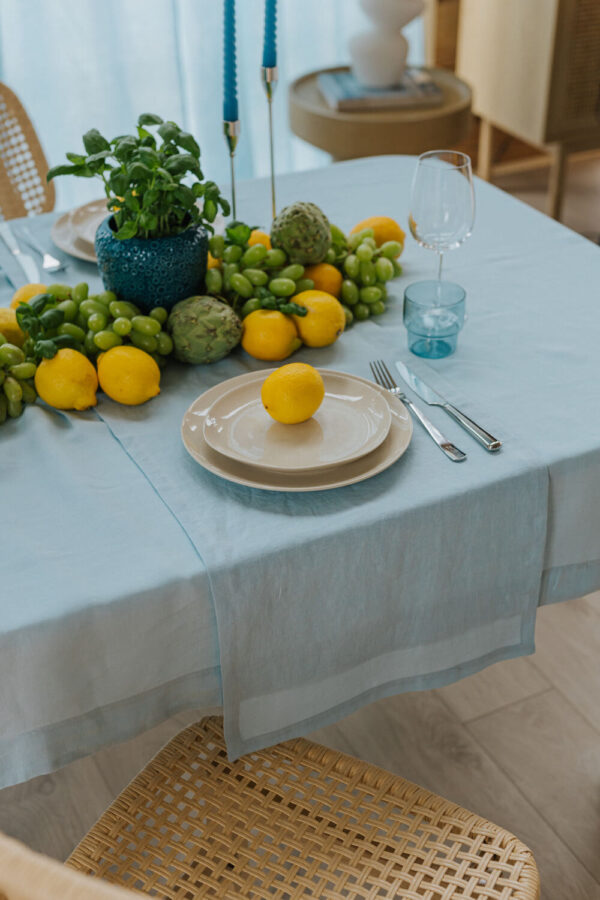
{"left": 1, "top": 163, "right": 599, "bottom": 898}
{"left": 0, "top": 592, "right": 598, "bottom": 899}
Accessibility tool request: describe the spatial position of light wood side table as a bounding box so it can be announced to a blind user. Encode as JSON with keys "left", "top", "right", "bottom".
{"left": 289, "top": 66, "right": 472, "bottom": 161}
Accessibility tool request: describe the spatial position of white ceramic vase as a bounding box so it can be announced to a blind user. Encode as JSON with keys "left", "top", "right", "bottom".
{"left": 350, "top": 0, "right": 425, "bottom": 88}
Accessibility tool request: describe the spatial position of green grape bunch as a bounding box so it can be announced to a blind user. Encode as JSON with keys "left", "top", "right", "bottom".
{"left": 337, "top": 227, "right": 403, "bottom": 323}
{"left": 205, "top": 223, "right": 311, "bottom": 319}
{"left": 15, "top": 283, "right": 174, "bottom": 370}
{"left": 0, "top": 336, "right": 38, "bottom": 425}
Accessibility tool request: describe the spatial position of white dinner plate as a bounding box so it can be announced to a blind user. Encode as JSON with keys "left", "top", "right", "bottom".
{"left": 182, "top": 370, "right": 412, "bottom": 492}
{"left": 202, "top": 369, "right": 392, "bottom": 473}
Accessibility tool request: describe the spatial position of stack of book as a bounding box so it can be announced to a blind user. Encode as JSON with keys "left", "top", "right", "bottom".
{"left": 318, "top": 68, "right": 443, "bottom": 112}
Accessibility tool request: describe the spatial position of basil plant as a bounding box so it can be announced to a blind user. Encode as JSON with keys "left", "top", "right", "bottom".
{"left": 47, "top": 113, "right": 230, "bottom": 240}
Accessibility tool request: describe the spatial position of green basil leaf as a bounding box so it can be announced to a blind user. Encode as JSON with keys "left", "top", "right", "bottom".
{"left": 175, "top": 131, "right": 200, "bottom": 157}
{"left": 136, "top": 147, "right": 160, "bottom": 168}
{"left": 129, "top": 161, "right": 153, "bottom": 181}
{"left": 66, "top": 152, "right": 86, "bottom": 164}
{"left": 109, "top": 169, "right": 129, "bottom": 196}
{"left": 142, "top": 187, "right": 160, "bottom": 208}
{"left": 86, "top": 150, "right": 112, "bottom": 164}
{"left": 164, "top": 154, "right": 201, "bottom": 177}
{"left": 226, "top": 221, "right": 253, "bottom": 246}
{"left": 124, "top": 192, "right": 140, "bottom": 211}
{"left": 219, "top": 197, "right": 231, "bottom": 216}
{"left": 158, "top": 121, "right": 179, "bottom": 142}
{"left": 113, "top": 137, "right": 138, "bottom": 161}
{"left": 138, "top": 113, "right": 163, "bottom": 126}
{"left": 139, "top": 211, "right": 158, "bottom": 231}
{"left": 203, "top": 199, "right": 217, "bottom": 221}
{"left": 46, "top": 164, "right": 82, "bottom": 181}
{"left": 82, "top": 128, "right": 110, "bottom": 155}
{"left": 173, "top": 184, "right": 195, "bottom": 206}
{"left": 115, "top": 220, "right": 139, "bottom": 240}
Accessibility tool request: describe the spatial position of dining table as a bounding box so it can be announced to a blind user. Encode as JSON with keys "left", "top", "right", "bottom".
{"left": 1, "top": 155, "right": 600, "bottom": 790}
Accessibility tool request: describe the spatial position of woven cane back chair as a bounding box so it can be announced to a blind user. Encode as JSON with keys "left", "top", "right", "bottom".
{"left": 61, "top": 717, "right": 539, "bottom": 900}
{"left": 0, "top": 82, "right": 54, "bottom": 221}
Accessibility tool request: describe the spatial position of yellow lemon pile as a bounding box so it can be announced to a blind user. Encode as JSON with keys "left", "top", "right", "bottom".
{"left": 241, "top": 291, "right": 346, "bottom": 361}
{"left": 97, "top": 346, "right": 161, "bottom": 406}
{"left": 261, "top": 363, "right": 325, "bottom": 425}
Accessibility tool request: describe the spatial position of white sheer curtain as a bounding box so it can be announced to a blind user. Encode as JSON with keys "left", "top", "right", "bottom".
{"left": 0, "top": 0, "right": 423, "bottom": 210}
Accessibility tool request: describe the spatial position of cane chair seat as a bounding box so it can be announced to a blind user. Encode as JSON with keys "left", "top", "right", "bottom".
{"left": 64, "top": 716, "right": 540, "bottom": 900}
{"left": 0, "top": 82, "right": 54, "bottom": 221}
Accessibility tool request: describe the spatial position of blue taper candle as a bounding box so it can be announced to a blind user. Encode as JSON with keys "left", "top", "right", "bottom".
{"left": 223, "top": 0, "right": 238, "bottom": 122}
{"left": 262, "top": 0, "right": 277, "bottom": 68}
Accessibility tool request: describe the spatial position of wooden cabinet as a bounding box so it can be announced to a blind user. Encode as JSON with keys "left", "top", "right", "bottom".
{"left": 456, "top": 0, "right": 600, "bottom": 218}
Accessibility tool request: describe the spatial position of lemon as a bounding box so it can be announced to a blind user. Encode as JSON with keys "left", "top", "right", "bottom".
{"left": 10, "top": 282, "right": 48, "bottom": 310}
{"left": 248, "top": 229, "right": 271, "bottom": 249}
{"left": 97, "top": 346, "right": 160, "bottom": 406}
{"left": 207, "top": 251, "right": 221, "bottom": 269}
{"left": 35, "top": 349, "right": 98, "bottom": 411}
{"left": 292, "top": 291, "right": 346, "bottom": 348}
{"left": 302, "top": 263, "right": 343, "bottom": 298}
{"left": 0, "top": 308, "right": 25, "bottom": 347}
{"left": 349, "top": 216, "right": 405, "bottom": 255}
{"left": 241, "top": 310, "right": 302, "bottom": 361}
{"left": 261, "top": 363, "right": 325, "bottom": 424}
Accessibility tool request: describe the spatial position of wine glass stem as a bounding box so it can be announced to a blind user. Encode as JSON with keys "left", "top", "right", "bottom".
{"left": 437, "top": 251, "right": 444, "bottom": 281}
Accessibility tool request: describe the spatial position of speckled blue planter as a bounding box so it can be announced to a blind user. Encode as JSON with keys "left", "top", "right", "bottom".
{"left": 95, "top": 217, "right": 208, "bottom": 312}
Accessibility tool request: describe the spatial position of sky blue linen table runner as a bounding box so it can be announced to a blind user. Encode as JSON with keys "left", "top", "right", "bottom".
{"left": 2, "top": 156, "right": 599, "bottom": 772}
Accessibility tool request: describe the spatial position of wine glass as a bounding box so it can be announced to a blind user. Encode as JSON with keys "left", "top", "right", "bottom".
{"left": 409, "top": 150, "right": 475, "bottom": 281}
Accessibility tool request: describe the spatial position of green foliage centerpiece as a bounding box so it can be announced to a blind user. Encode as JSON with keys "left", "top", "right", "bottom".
{"left": 48, "top": 114, "right": 230, "bottom": 311}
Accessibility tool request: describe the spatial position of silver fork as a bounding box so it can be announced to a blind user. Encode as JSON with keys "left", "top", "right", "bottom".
{"left": 20, "top": 225, "right": 64, "bottom": 273}
{"left": 370, "top": 360, "right": 467, "bottom": 462}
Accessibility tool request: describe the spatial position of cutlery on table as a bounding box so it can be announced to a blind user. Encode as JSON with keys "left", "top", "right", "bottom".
{"left": 19, "top": 225, "right": 65, "bottom": 273}
{"left": 0, "top": 222, "right": 40, "bottom": 284}
{"left": 370, "top": 360, "right": 467, "bottom": 463}
{"left": 395, "top": 360, "right": 502, "bottom": 452}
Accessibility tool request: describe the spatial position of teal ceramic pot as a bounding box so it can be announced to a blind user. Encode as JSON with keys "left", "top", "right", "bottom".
{"left": 95, "top": 217, "right": 208, "bottom": 312}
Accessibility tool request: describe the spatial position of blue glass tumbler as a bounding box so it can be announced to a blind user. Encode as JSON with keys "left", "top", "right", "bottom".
{"left": 403, "top": 280, "right": 466, "bottom": 359}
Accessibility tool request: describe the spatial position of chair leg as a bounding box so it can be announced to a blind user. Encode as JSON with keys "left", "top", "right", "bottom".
{"left": 548, "top": 144, "right": 567, "bottom": 220}
{"left": 478, "top": 118, "right": 494, "bottom": 181}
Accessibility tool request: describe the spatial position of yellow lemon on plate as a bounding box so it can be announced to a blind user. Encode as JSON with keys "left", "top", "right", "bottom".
{"left": 241, "top": 309, "right": 302, "bottom": 361}
{"left": 248, "top": 229, "right": 271, "bottom": 249}
{"left": 0, "top": 308, "right": 25, "bottom": 347}
{"left": 349, "top": 216, "right": 405, "bottom": 255}
{"left": 302, "top": 262, "right": 343, "bottom": 298}
{"left": 97, "top": 345, "right": 160, "bottom": 406}
{"left": 261, "top": 362, "right": 325, "bottom": 424}
{"left": 10, "top": 282, "right": 48, "bottom": 310}
{"left": 292, "top": 290, "right": 346, "bottom": 348}
{"left": 35, "top": 349, "right": 98, "bottom": 411}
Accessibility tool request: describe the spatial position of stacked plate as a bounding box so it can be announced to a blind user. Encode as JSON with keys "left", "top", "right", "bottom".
{"left": 51, "top": 199, "right": 227, "bottom": 264}
{"left": 181, "top": 369, "right": 413, "bottom": 491}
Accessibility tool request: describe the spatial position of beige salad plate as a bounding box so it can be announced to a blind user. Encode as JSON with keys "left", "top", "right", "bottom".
{"left": 203, "top": 369, "right": 392, "bottom": 473}
{"left": 182, "top": 370, "right": 412, "bottom": 492}
{"left": 50, "top": 198, "right": 109, "bottom": 263}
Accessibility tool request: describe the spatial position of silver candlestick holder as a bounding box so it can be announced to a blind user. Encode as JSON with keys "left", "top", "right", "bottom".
{"left": 223, "top": 119, "right": 241, "bottom": 219}
{"left": 261, "top": 65, "right": 278, "bottom": 221}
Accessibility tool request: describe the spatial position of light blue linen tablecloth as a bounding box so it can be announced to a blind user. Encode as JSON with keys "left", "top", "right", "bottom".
{"left": 1, "top": 156, "right": 599, "bottom": 782}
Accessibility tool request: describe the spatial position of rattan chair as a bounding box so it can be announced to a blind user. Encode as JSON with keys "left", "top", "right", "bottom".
{"left": 0, "top": 82, "right": 55, "bottom": 221}
{"left": 0, "top": 717, "right": 540, "bottom": 900}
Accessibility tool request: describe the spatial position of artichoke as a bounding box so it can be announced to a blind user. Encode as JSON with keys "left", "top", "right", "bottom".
{"left": 270, "top": 202, "right": 332, "bottom": 265}
{"left": 167, "top": 296, "right": 242, "bottom": 364}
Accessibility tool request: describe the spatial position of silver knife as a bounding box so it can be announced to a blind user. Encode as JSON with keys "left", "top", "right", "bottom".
{"left": 395, "top": 360, "right": 502, "bottom": 452}
{"left": 0, "top": 222, "right": 40, "bottom": 284}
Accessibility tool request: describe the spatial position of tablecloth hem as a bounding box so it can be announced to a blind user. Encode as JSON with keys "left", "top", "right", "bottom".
{"left": 224, "top": 629, "right": 536, "bottom": 761}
